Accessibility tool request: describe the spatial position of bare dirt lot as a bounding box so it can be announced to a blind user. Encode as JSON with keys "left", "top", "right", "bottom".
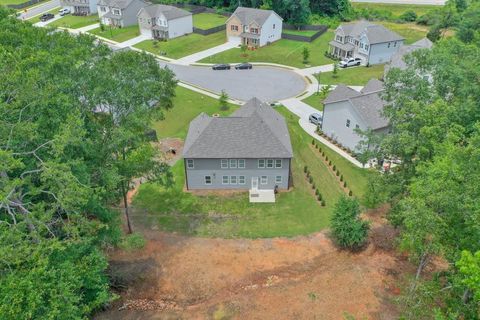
{"left": 96, "top": 208, "right": 414, "bottom": 320}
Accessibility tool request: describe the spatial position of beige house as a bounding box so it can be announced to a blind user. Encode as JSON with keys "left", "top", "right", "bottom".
{"left": 226, "top": 7, "right": 282, "bottom": 47}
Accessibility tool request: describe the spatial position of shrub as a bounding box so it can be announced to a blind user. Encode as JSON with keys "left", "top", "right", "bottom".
{"left": 349, "top": 190, "right": 353, "bottom": 196}
{"left": 330, "top": 196, "right": 369, "bottom": 249}
{"left": 344, "top": 181, "right": 347, "bottom": 188}
{"left": 309, "top": 176, "right": 313, "bottom": 184}
{"left": 319, "top": 147, "right": 322, "bottom": 152}
{"left": 340, "top": 175, "right": 343, "bottom": 182}
{"left": 304, "top": 165, "right": 308, "bottom": 173}
{"left": 326, "top": 156, "right": 328, "bottom": 161}
{"left": 333, "top": 165, "right": 336, "bottom": 171}
{"left": 100, "top": 23, "right": 105, "bottom": 31}
{"left": 329, "top": 160, "right": 332, "bottom": 166}
{"left": 307, "top": 170, "right": 311, "bottom": 177}
{"left": 399, "top": 10, "right": 417, "bottom": 22}
{"left": 119, "top": 232, "right": 146, "bottom": 251}
{"left": 315, "top": 189, "right": 320, "bottom": 196}
{"left": 322, "top": 152, "right": 325, "bottom": 157}
{"left": 336, "top": 170, "right": 340, "bottom": 176}
{"left": 312, "top": 139, "right": 315, "bottom": 145}
{"left": 321, "top": 200, "right": 326, "bottom": 206}
{"left": 312, "top": 183, "right": 316, "bottom": 189}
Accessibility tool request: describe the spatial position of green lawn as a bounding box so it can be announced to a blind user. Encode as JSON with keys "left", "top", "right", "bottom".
{"left": 377, "top": 21, "right": 428, "bottom": 44}
{"left": 134, "top": 31, "right": 226, "bottom": 60}
{"left": 1, "top": 0, "right": 30, "bottom": 5}
{"left": 302, "top": 93, "right": 325, "bottom": 112}
{"left": 200, "top": 29, "right": 335, "bottom": 68}
{"left": 320, "top": 64, "right": 385, "bottom": 86}
{"left": 193, "top": 12, "right": 227, "bottom": 29}
{"left": 153, "top": 86, "right": 236, "bottom": 140}
{"left": 49, "top": 14, "right": 98, "bottom": 29}
{"left": 283, "top": 29, "right": 319, "bottom": 37}
{"left": 89, "top": 25, "right": 139, "bottom": 42}
{"left": 352, "top": 2, "right": 437, "bottom": 19}
{"left": 27, "top": 8, "right": 57, "bottom": 23}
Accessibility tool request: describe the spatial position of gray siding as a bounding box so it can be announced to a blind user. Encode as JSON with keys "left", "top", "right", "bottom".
{"left": 185, "top": 158, "right": 290, "bottom": 190}
{"left": 368, "top": 40, "right": 404, "bottom": 65}
{"left": 168, "top": 15, "right": 193, "bottom": 39}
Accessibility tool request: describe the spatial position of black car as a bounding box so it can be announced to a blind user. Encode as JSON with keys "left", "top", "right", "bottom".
{"left": 40, "top": 13, "right": 54, "bottom": 22}
{"left": 235, "top": 63, "right": 253, "bottom": 70}
{"left": 212, "top": 64, "right": 231, "bottom": 70}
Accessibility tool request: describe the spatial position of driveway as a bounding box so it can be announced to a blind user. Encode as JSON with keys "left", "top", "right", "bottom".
{"left": 18, "top": 0, "right": 60, "bottom": 20}
{"left": 117, "top": 34, "right": 151, "bottom": 48}
{"left": 33, "top": 13, "right": 63, "bottom": 27}
{"left": 161, "top": 63, "right": 307, "bottom": 102}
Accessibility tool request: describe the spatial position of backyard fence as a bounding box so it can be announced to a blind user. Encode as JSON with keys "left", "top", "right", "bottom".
{"left": 281, "top": 24, "right": 328, "bottom": 43}
{"left": 8, "top": 0, "right": 43, "bottom": 9}
{"left": 193, "top": 25, "right": 226, "bottom": 36}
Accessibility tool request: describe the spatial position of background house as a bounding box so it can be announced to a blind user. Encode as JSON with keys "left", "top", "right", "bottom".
{"left": 329, "top": 21, "right": 404, "bottom": 65}
{"left": 321, "top": 79, "right": 389, "bottom": 151}
{"left": 183, "top": 98, "right": 292, "bottom": 201}
{"left": 137, "top": 4, "right": 192, "bottom": 40}
{"left": 226, "top": 6, "right": 282, "bottom": 47}
{"left": 384, "top": 37, "right": 433, "bottom": 76}
{"left": 98, "top": 0, "right": 147, "bottom": 27}
{"left": 61, "top": 0, "right": 98, "bottom": 14}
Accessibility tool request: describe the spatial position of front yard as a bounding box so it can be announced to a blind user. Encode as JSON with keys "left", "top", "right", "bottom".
{"left": 199, "top": 29, "right": 335, "bottom": 68}
{"left": 192, "top": 12, "right": 227, "bottom": 29}
{"left": 302, "top": 93, "right": 326, "bottom": 112}
{"left": 320, "top": 64, "right": 385, "bottom": 86}
{"left": 89, "top": 25, "right": 139, "bottom": 42}
{"left": 48, "top": 14, "right": 98, "bottom": 29}
{"left": 134, "top": 31, "right": 226, "bottom": 59}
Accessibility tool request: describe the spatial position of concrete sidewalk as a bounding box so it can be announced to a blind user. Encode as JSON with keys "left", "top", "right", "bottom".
{"left": 297, "top": 64, "right": 334, "bottom": 76}
{"left": 176, "top": 41, "right": 238, "bottom": 65}
{"left": 75, "top": 23, "right": 100, "bottom": 33}
{"left": 117, "top": 34, "right": 151, "bottom": 48}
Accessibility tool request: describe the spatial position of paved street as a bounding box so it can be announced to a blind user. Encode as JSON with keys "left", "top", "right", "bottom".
{"left": 161, "top": 63, "right": 307, "bottom": 102}
{"left": 18, "top": 0, "right": 60, "bottom": 20}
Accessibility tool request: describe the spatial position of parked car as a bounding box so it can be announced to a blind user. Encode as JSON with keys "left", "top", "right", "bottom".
{"left": 59, "top": 8, "right": 71, "bottom": 16}
{"left": 339, "top": 57, "right": 362, "bottom": 68}
{"left": 235, "top": 63, "right": 253, "bottom": 70}
{"left": 309, "top": 113, "right": 323, "bottom": 125}
{"left": 212, "top": 64, "right": 231, "bottom": 70}
{"left": 39, "top": 13, "right": 55, "bottom": 22}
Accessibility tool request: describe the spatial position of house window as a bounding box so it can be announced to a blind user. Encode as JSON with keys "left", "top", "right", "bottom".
{"left": 229, "top": 159, "right": 237, "bottom": 168}
{"left": 258, "top": 159, "right": 265, "bottom": 168}
{"left": 275, "top": 159, "right": 282, "bottom": 168}
{"left": 266, "top": 159, "right": 274, "bottom": 168}
{"left": 394, "top": 41, "right": 397, "bottom": 47}
{"left": 205, "top": 176, "right": 212, "bottom": 185}
{"left": 221, "top": 159, "right": 228, "bottom": 169}
{"left": 388, "top": 42, "right": 391, "bottom": 48}
{"left": 100, "top": 6, "right": 106, "bottom": 12}
{"left": 275, "top": 176, "right": 282, "bottom": 184}
{"left": 186, "top": 159, "right": 194, "bottom": 169}
{"left": 222, "top": 176, "right": 229, "bottom": 184}
{"left": 273, "top": 24, "right": 275, "bottom": 29}
{"left": 239, "top": 176, "right": 245, "bottom": 184}
{"left": 346, "top": 119, "right": 351, "bottom": 128}
{"left": 230, "top": 176, "right": 237, "bottom": 185}
{"left": 336, "top": 35, "right": 343, "bottom": 42}
{"left": 360, "top": 43, "right": 364, "bottom": 49}
{"left": 230, "top": 25, "right": 238, "bottom": 31}
{"left": 113, "top": 9, "right": 120, "bottom": 15}
{"left": 355, "top": 40, "right": 359, "bottom": 46}
{"left": 238, "top": 159, "right": 245, "bottom": 168}
{"left": 261, "top": 176, "right": 268, "bottom": 184}
{"left": 365, "top": 44, "right": 369, "bottom": 51}
{"left": 355, "top": 124, "right": 360, "bottom": 129}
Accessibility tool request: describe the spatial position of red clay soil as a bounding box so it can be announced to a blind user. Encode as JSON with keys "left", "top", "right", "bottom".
{"left": 96, "top": 208, "right": 414, "bottom": 320}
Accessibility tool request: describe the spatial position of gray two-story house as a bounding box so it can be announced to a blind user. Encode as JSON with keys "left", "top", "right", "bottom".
{"left": 137, "top": 4, "right": 192, "bottom": 40}
{"left": 183, "top": 98, "right": 293, "bottom": 200}
{"left": 329, "top": 20, "right": 404, "bottom": 65}
{"left": 97, "top": 0, "right": 147, "bottom": 27}
{"left": 61, "top": 0, "right": 98, "bottom": 15}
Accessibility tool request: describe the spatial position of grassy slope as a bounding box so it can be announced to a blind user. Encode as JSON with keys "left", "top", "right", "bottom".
{"left": 89, "top": 25, "right": 139, "bottom": 42}
{"left": 320, "top": 64, "right": 385, "bottom": 86}
{"left": 192, "top": 12, "right": 227, "bottom": 29}
{"left": 377, "top": 21, "right": 428, "bottom": 44}
{"left": 200, "top": 30, "right": 334, "bottom": 68}
{"left": 352, "top": 2, "right": 437, "bottom": 18}
{"left": 134, "top": 31, "right": 226, "bottom": 60}
{"left": 49, "top": 14, "right": 98, "bottom": 29}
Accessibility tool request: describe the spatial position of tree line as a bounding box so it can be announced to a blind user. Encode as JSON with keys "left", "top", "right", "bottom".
{"left": 0, "top": 7, "right": 176, "bottom": 319}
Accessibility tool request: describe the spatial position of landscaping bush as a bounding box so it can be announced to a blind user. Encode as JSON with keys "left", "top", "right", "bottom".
{"left": 399, "top": 10, "right": 417, "bottom": 22}
{"left": 329, "top": 160, "right": 332, "bottom": 166}
{"left": 340, "top": 175, "right": 343, "bottom": 182}
{"left": 321, "top": 200, "right": 326, "bottom": 206}
{"left": 119, "top": 232, "right": 146, "bottom": 251}
{"left": 312, "top": 139, "right": 315, "bottom": 145}
{"left": 322, "top": 152, "right": 325, "bottom": 157}
{"left": 312, "top": 183, "right": 316, "bottom": 190}
{"left": 349, "top": 190, "right": 353, "bottom": 196}
{"left": 333, "top": 165, "right": 336, "bottom": 171}
{"left": 304, "top": 165, "right": 308, "bottom": 173}
{"left": 330, "top": 196, "right": 369, "bottom": 250}
{"left": 336, "top": 169, "right": 340, "bottom": 176}
{"left": 344, "top": 181, "right": 347, "bottom": 188}
{"left": 306, "top": 170, "right": 311, "bottom": 177}
{"left": 309, "top": 176, "right": 313, "bottom": 184}
{"left": 315, "top": 189, "right": 320, "bottom": 196}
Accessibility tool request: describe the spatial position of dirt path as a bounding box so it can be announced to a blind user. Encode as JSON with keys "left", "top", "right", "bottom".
{"left": 96, "top": 208, "right": 412, "bottom": 320}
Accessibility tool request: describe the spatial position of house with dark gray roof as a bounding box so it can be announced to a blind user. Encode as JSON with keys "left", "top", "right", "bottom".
{"left": 329, "top": 21, "right": 404, "bottom": 65}
{"left": 61, "top": 0, "right": 98, "bottom": 15}
{"left": 384, "top": 37, "right": 433, "bottom": 76}
{"left": 321, "top": 79, "right": 389, "bottom": 151}
{"left": 137, "top": 4, "right": 192, "bottom": 40}
{"left": 97, "top": 0, "right": 148, "bottom": 27}
{"left": 226, "top": 6, "right": 282, "bottom": 47}
{"left": 183, "top": 98, "right": 292, "bottom": 201}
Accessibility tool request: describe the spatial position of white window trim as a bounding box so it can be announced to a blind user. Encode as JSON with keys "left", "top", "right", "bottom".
{"left": 205, "top": 175, "right": 212, "bottom": 185}
{"left": 258, "top": 159, "right": 265, "bottom": 168}
{"left": 275, "top": 159, "right": 282, "bottom": 169}
{"left": 222, "top": 176, "right": 229, "bottom": 185}
{"left": 239, "top": 176, "right": 246, "bottom": 185}
{"left": 221, "top": 159, "right": 228, "bottom": 169}
{"left": 238, "top": 159, "right": 245, "bottom": 169}
{"left": 346, "top": 119, "right": 351, "bottom": 128}
{"left": 275, "top": 176, "right": 282, "bottom": 184}
{"left": 261, "top": 176, "right": 268, "bottom": 185}
{"left": 230, "top": 176, "right": 237, "bottom": 185}
{"left": 186, "top": 159, "right": 194, "bottom": 169}
{"left": 266, "top": 159, "right": 274, "bottom": 168}
{"left": 229, "top": 159, "right": 237, "bottom": 169}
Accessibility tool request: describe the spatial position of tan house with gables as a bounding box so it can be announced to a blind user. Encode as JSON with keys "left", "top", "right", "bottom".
{"left": 226, "top": 7, "right": 282, "bottom": 47}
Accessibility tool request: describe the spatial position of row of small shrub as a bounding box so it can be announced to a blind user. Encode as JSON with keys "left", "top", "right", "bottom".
{"left": 304, "top": 165, "right": 326, "bottom": 206}
{"left": 312, "top": 139, "right": 353, "bottom": 197}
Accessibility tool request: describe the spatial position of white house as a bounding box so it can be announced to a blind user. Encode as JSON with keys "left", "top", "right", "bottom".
{"left": 137, "top": 4, "right": 192, "bottom": 40}
{"left": 329, "top": 21, "right": 405, "bottom": 65}
{"left": 225, "top": 7, "right": 282, "bottom": 47}
{"left": 321, "top": 79, "right": 389, "bottom": 151}
{"left": 60, "top": 0, "right": 98, "bottom": 14}
{"left": 97, "top": 0, "right": 147, "bottom": 27}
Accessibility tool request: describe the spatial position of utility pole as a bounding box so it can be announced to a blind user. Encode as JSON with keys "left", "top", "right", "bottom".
{"left": 314, "top": 72, "right": 321, "bottom": 94}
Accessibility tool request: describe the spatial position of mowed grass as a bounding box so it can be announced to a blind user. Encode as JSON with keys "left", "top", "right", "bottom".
{"left": 302, "top": 93, "right": 325, "bottom": 112}
{"left": 134, "top": 31, "right": 226, "bottom": 59}
{"left": 193, "top": 12, "right": 227, "bottom": 29}
{"left": 0, "top": 0, "right": 30, "bottom": 5}
{"left": 153, "top": 86, "right": 237, "bottom": 140}
{"left": 49, "top": 14, "right": 98, "bottom": 29}
{"left": 282, "top": 29, "right": 319, "bottom": 37}
{"left": 320, "top": 64, "right": 385, "bottom": 86}
{"left": 200, "top": 29, "right": 335, "bottom": 68}
{"left": 89, "top": 25, "right": 139, "bottom": 42}
{"left": 352, "top": 2, "right": 437, "bottom": 19}
{"left": 377, "top": 21, "right": 428, "bottom": 44}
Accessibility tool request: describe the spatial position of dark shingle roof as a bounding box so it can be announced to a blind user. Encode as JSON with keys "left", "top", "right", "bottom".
{"left": 98, "top": 0, "right": 146, "bottom": 9}
{"left": 139, "top": 4, "right": 191, "bottom": 20}
{"left": 361, "top": 78, "right": 384, "bottom": 94}
{"left": 183, "top": 98, "right": 293, "bottom": 158}
{"left": 229, "top": 6, "right": 280, "bottom": 26}
{"left": 338, "top": 20, "right": 404, "bottom": 44}
{"left": 323, "top": 84, "right": 361, "bottom": 104}
{"left": 385, "top": 37, "right": 433, "bottom": 73}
